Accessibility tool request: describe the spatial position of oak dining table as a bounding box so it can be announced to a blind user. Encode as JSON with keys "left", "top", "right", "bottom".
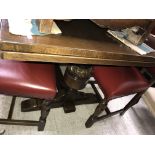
{"left": 0, "top": 19, "right": 155, "bottom": 67}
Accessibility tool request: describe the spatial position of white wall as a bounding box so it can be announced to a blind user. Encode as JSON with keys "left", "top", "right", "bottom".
{"left": 143, "top": 87, "right": 155, "bottom": 117}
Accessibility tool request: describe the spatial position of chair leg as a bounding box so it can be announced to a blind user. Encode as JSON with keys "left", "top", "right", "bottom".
{"left": 38, "top": 100, "right": 50, "bottom": 131}
{"left": 8, "top": 96, "right": 16, "bottom": 119}
{"left": 0, "top": 96, "right": 39, "bottom": 129}
{"left": 85, "top": 99, "right": 108, "bottom": 128}
{"left": 120, "top": 90, "right": 146, "bottom": 116}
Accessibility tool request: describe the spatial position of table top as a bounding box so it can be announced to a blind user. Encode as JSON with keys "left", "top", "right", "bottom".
{"left": 0, "top": 19, "right": 155, "bottom": 67}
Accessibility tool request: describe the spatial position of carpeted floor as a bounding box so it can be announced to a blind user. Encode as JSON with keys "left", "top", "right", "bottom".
{"left": 0, "top": 85, "right": 155, "bottom": 135}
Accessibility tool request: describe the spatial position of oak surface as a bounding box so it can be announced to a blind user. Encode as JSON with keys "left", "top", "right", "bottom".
{"left": 0, "top": 19, "right": 155, "bottom": 66}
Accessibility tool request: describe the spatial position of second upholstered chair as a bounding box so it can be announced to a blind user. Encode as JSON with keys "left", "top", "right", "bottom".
{"left": 85, "top": 66, "right": 150, "bottom": 128}
{"left": 0, "top": 60, "right": 57, "bottom": 131}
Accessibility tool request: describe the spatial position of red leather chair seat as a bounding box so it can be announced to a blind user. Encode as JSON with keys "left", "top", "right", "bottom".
{"left": 93, "top": 66, "right": 149, "bottom": 100}
{"left": 0, "top": 60, "right": 57, "bottom": 100}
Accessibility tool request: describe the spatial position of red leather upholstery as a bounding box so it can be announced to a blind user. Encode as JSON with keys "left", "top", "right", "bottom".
{"left": 93, "top": 66, "right": 149, "bottom": 100}
{"left": 0, "top": 60, "right": 57, "bottom": 100}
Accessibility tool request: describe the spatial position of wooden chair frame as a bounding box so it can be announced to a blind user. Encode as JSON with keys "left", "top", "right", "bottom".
{"left": 85, "top": 78, "right": 153, "bottom": 128}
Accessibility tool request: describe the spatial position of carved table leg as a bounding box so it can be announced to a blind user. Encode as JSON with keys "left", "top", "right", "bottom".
{"left": 62, "top": 89, "right": 97, "bottom": 113}
{"left": 38, "top": 101, "right": 50, "bottom": 131}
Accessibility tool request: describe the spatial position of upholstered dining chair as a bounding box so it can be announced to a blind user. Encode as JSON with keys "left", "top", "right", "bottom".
{"left": 85, "top": 66, "right": 151, "bottom": 128}
{"left": 0, "top": 59, "right": 57, "bottom": 131}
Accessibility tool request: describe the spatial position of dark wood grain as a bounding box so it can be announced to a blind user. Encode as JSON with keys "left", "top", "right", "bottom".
{"left": 0, "top": 19, "right": 155, "bottom": 66}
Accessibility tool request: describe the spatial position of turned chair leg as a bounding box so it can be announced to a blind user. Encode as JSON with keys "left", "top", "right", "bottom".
{"left": 85, "top": 99, "right": 108, "bottom": 128}
{"left": 120, "top": 91, "right": 145, "bottom": 116}
{"left": 38, "top": 100, "right": 50, "bottom": 131}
